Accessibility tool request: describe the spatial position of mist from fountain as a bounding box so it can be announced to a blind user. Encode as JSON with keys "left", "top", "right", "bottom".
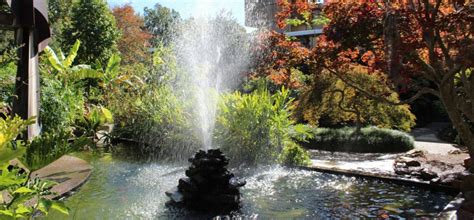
{"left": 173, "top": 12, "right": 249, "bottom": 151}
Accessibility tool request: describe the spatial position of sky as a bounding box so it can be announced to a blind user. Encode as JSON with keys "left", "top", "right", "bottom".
{"left": 107, "top": 0, "right": 246, "bottom": 26}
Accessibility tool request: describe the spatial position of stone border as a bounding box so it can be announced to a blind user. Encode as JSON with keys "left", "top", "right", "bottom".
{"left": 299, "top": 165, "right": 459, "bottom": 193}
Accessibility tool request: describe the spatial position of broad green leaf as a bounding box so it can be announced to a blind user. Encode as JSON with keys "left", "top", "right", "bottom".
{"left": 100, "top": 107, "right": 114, "bottom": 124}
{"left": 64, "top": 40, "right": 81, "bottom": 68}
{"left": 44, "top": 47, "right": 63, "bottom": 72}
{"left": 106, "top": 54, "right": 121, "bottom": 76}
{"left": 15, "top": 204, "right": 31, "bottom": 215}
{"left": 38, "top": 199, "right": 52, "bottom": 215}
{"left": 13, "top": 187, "right": 34, "bottom": 194}
{"left": 51, "top": 201, "right": 70, "bottom": 215}
{"left": 0, "top": 210, "right": 14, "bottom": 217}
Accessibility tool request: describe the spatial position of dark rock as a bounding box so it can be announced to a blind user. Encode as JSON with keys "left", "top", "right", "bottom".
{"left": 420, "top": 169, "right": 438, "bottom": 181}
{"left": 404, "top": 149, "right": 426, "bottom": 158}
{"left": 398, "top": 157, "right": 421, "bottom": 167}
{"left": 167, "top": 149, "right": 245, "bottom": 212}
{"left": 464, "top": 190, "right": 474, "bottom": 201}
{"left": 464, "top": 158, "right": 472, "bottom": 170}
{"left": 461, "top": 201, "right": 474, "bottom": 214}
{"left": 461, "top": 175, "right": 474, "bottom": 193}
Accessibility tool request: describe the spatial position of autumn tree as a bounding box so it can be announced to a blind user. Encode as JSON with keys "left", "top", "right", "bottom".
{"left": 112, "top": 4, "right": 151, "bottom": 65}
{"left": 248, "top": 31, "right": 311, "bottom": 90}
{"left": 273, "top": 0, "right": 474, "bottom": 167}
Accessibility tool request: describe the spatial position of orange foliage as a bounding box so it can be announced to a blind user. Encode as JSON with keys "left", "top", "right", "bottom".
{"left": 112, "top": 5, "right": 152, "bottom": 64}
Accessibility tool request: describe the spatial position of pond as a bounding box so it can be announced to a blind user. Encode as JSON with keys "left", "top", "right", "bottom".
{"left": 46, "top": 153, "right": 455, "bottom": 219}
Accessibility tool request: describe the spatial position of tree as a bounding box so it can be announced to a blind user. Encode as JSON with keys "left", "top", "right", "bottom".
{"left": 112, "top": 4, "right": 151, "bottom": 65}
{"left": 48, "top": 0, "right": 74, "bottom": 49}
{"left": 144, "top": 3, "right": 181, "bottom": 47}
{"left": 275, "top": 0, "right": 473, "bottom": 167}
{"left": 61, "top": 0, "right": 120, "bottom": 66}
{"left": 248, "top": 31, "right": 310, "bottom": 90}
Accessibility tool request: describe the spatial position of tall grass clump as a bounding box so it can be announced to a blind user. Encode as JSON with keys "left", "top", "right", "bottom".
{"left": 214, "top": 85, "right": 312, "bottom": 166}
{"left": 304, "top": 127, "right": 414, "bottom": 153}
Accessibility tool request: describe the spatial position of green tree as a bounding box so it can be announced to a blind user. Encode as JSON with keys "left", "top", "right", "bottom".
{"left": 144, "top": 3, "right": 181, "bottom": 46}
{"left": 48, "top": 0, "right": 74, "bottom": 49}
{"left": 61, "top": 0, "right": 120, "bottom": 66}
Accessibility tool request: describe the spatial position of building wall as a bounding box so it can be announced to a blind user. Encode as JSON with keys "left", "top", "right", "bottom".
{"left": 245, "top": 0, "right": 324, "bottom": 47}
{"left": 244, "top": 0, "right": 279, "bottom": 29}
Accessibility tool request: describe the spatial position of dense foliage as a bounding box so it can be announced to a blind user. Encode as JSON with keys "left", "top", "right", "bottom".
{"left": 304, "top": 127, "right": 415, "bottom": 153}
{"left": 62, "top": 0, "right": 120, "bottom": 66}
{"left": 313, "top": 0, "right": 474, "bottom": 164}
{"left": 295, "top": 68, "right": 416, "bottom": 131}
{"left": 112, "top": 5, "right": 151, "bottom": 65}
{"left": 144, "top": 3, "right": 181, "bottom": 46}
{"left": 0, "top": 116, "right": 69, "bottom": 219}
{"left": 214, "top": 85, "right": 312, "bottom": 166}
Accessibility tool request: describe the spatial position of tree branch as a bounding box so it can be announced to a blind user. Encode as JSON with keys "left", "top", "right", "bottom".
{"left": 326, "top": 67, "right": 440, "bottom": 106}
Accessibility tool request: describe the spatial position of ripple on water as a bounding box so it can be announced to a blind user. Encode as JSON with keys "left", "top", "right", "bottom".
{"left": 46, "top": 158, "right": 455, "bottom": 220}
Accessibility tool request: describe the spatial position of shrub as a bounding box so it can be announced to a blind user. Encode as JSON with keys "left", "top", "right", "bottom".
{"left": 214, "top": 85, "right": 312, "bottom": 166}
{"left": 0, "top": 115, "right": 34, "bottom": 163}
{"left": 23, "top": 129, "right": 89, "bottom": 170}
{"left": 295, "top": 68, "right": 416, "bottom": 132}
{"left": 109, "top": 85, "right": 200, "bottom": 160}
{"left": 40, "top": 76, "right": 85, "bottom": 133}
{"left": 304, "top": 127, "right": 414, "bottom": 153}
{"left": 279, "top": 142, "right": 311, "bottom": 166}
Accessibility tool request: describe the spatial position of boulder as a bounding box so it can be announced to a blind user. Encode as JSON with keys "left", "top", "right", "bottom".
{"left": 420, "top": 169, "right": 438, "bottom": 181}
{"left": 404, "top": 149, "right": 426, "bottom": 158}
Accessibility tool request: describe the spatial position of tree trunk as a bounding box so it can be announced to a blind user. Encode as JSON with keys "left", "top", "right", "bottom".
{"left": 439, "top": 81, "right": 474, "bottom": 172}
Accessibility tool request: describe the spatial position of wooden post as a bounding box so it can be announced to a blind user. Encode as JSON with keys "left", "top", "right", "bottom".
{"left": 7, "top": 0, "right": 50, "bottom": 140}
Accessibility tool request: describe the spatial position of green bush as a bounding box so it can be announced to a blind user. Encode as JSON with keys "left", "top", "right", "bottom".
{"left": 214, "top": 85, "right": 312, "bottom": 166}
{"left": 109, "top": 85, "right": 200, "bottom": 160}
{"left": 304, "top": 127, "right": 414, "bottom": 153}
{"left": 23, "top": 129, "right": 89, "bottom": 170}
{"left": 279, "top": 142, "right": 311, "bottom": 166}
{"left": 40, "top": 76, "right": 85, "bottom": 133}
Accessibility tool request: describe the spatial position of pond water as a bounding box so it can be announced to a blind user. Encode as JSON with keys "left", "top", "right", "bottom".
{"left": 46, "top": 153, "right": 454, "bottom": 220}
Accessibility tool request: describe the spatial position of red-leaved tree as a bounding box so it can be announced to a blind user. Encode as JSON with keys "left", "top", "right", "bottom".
{"left": 283, "top": 0, "right": 473, "bottom": 167}
{"left": 112, "top": 4, "right": 151, "bottom": 65}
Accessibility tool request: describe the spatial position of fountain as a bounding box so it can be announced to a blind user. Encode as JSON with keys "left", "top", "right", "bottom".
{"left": 166, "top": 149, "right": 246, "bottom": 212}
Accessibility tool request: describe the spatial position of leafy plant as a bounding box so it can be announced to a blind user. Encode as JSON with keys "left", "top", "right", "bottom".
{"left": 0, "top": 163, "right": 69, "bottom": 219}
{"left": 279, "top": 142, "right": 311, "bottom": 166}
{"left": 74, "top": 106, "right": 113, "bottom": 147}
{"left": 0, "top": 115, "right": 35, "bottom": 163}
{"left": 0, "top": 117, "right": 69, "bottom": 219}
{"left": 214, "top": 84, "right": 312, "bottom": 166}
{"left": 295, "top": 68, "right": 416, "bottom": 132}
{"left": 23, "top": 129, "right": 90, "bottom": 170}
{"left": 44, "top": 40, "right": 104, "bottom": 86}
